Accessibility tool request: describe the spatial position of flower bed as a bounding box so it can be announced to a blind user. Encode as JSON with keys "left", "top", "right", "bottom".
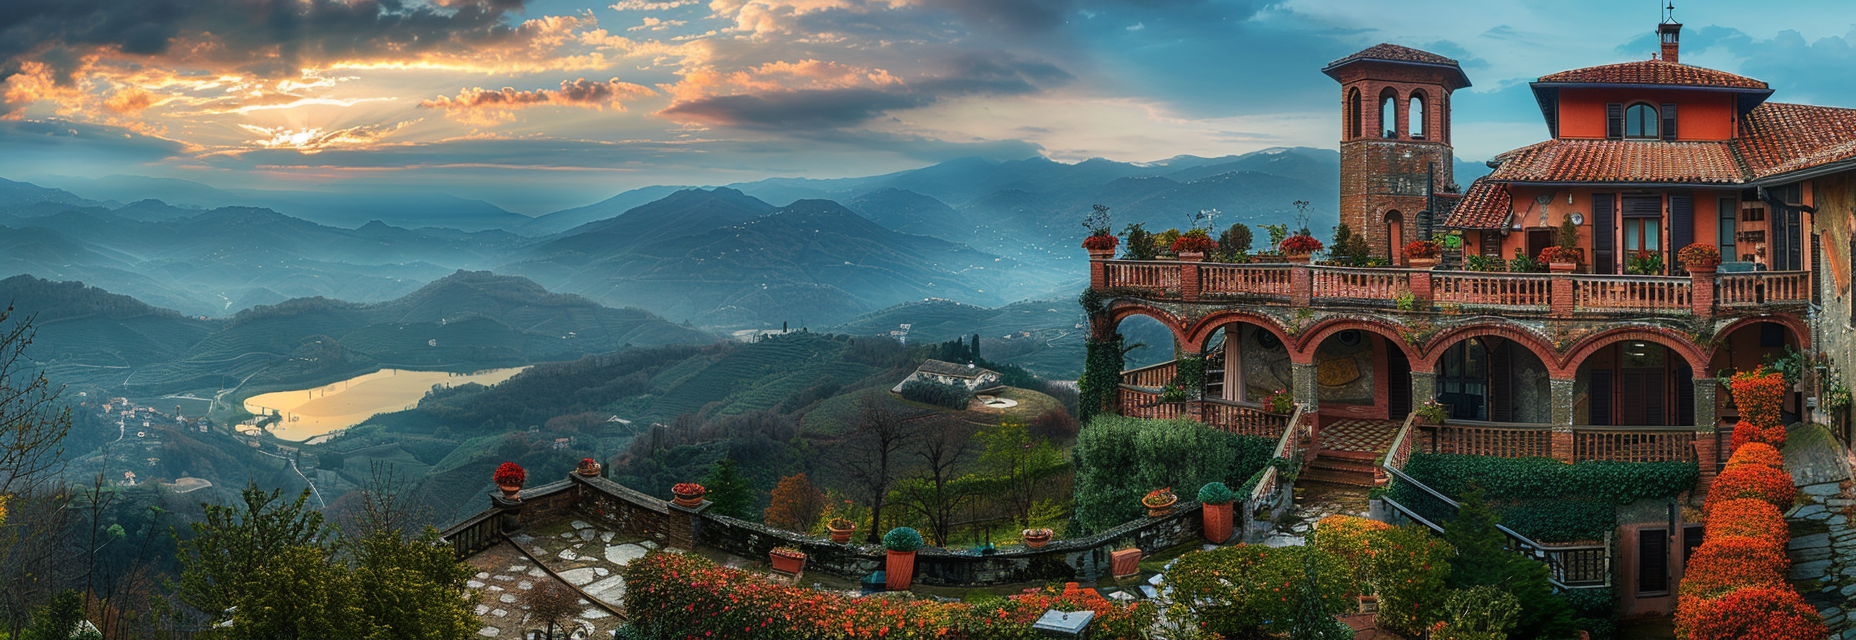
{"left": 622, "top": 551, "right": 1156, "bottom": 640}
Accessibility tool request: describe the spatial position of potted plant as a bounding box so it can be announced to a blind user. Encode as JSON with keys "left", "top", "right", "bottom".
{"left": 1678, "top": 242, "right": 1722, "bottom": 273}
{"left": 1262, "top": 388, "right": 1293, "bottom": 414}
{"left": 493, "top": 462, "right": 526, "bottom": 500}
{"left": 1403, "top": 239, "right": 1440, "bottom": 269}
{"left": 769, "top": 546, "right": 807, "bottom": 574}
{"left": 1537, "top": 246, "right": 1580, "bottom": 273}
{"left": 1081, "top": 204, "right": 1116, "bottom": 257}
{"left": 1625, "top": 249, "right": 1664, "bottom": 275}
{"left": 1021, "top": 528, "right": 1053, "bottom": 549}
{"left": 575, "top": 457, "right": 602, "bottom": 477}
{"left": 883, "top": 527, "right": 924, "bottom": 591}
{"left": 1198, "top": 482, "right": 1238, "bottom": 544}
{"left": 1142, "top": 487, "right": 1178, "bottom": 517}
{"left": 1416, "top": 399, "right": 1448, "bottom": 425}
{"left": 671, "top": 482, "right": 706, "bottom": 507}
{"left": 827, "top": 517, "right": 857, "bottom": 543}
{"left": 1171, "top": 229, "right": 1218, "bottom": 260}
{"left": 1279, "top": 235, "right": 1323, "bottom": 263}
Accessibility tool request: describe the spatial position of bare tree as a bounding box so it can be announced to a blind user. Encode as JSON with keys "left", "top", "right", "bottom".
{"left": 0, "top": 306, "right": 72, "bottom": 498}
{"left": 890, "top": 416, "right": 979, "bottom": 547}
{"left": 522, "top": 581, "right": 580, "bottom": 639}
{"left": 340, "top": 462, "right": 432, "bottom": 542}
{"left": 837, "top": 392, "right": 916, "bottom": 543}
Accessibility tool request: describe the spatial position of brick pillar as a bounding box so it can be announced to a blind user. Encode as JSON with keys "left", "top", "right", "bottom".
{"left": 1411, "top": 371, "right": 1438, "bottom": 408}
{"left": 1550, "top": 273, "right": 1574, "bottom": 318}
{"left": 1692, "top": 430, "right": 1719, "bottom": 491}
{"left": 1292, "top": 362, "right": 1320, "bottom": 413}
{"left": 1088, "top": 249, "right": 1113, "bottom": 290}
{"left": 1409, "top": 269, "right": 1433, "bottom": 306}
{"left": 1291, "top": 264, "right": 1313, "bottom": 307}
{"left": 1550, "top": 426, "right": 1575, "bottom": 463}
{"left": 1550, "top": 377, "right": 1575, "bottom": 426}
{"left": 1692, "top": 378, "right": 1718, "bottom": 429}
{"left": 1689, "top": 266, "right": 1716, "bottom": 319}
{"left": 1186, "top": 399, "right": 1205, "bottom": 423}
{"left": 1180, "top": 252, "right": 1203, "bottom": 302}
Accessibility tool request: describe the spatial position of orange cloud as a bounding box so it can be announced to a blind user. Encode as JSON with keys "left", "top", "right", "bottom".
{"left": 237, "top": 121, "right": 413, "bottom": 153}
{"left": 420, "top": 78, "right": 658, "bottom": 124}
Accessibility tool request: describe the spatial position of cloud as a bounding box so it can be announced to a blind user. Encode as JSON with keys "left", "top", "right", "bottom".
{"left": 420, "top": 78, "right": 658, "bottom": 124}
{"left": 236, "top": 121, "right": 413, "bottom": 153}
{"left": 610, "top": 0, "right": 700, "bottom": 9}
{"left": 661, "top": 53, "right": 1070, "bottom": 129}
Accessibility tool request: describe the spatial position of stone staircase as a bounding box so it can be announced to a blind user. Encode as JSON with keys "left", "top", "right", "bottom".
{"left": 1301, "top": 450, "right": 1380, "bottom": 488}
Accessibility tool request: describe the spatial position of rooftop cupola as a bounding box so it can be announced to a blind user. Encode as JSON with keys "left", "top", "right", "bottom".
{"left": 1659, "top": 3, "right": 1682, "bottom": 63}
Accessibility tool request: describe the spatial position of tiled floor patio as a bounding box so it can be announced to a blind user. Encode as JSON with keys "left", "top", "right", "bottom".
{"left": 464, "top": 518, "right": 658, "bottom": 639}
{"left": 1320, "top": 419, "right": 1402, "bottom": 453}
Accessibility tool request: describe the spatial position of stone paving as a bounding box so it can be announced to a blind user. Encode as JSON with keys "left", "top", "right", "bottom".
{"left": 463, "top": 541, "right": 623, "bottom": 640}
{"left": 1781, "top": 424, "right": 1856, "bottom": 639}
{"left": 1319, "top": 420, "right": 1403, "bottom": 453}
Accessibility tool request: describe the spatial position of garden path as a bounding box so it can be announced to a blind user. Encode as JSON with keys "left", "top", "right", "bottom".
{"left": 1780, "top": 423, "right": 1856, "bottom": 639}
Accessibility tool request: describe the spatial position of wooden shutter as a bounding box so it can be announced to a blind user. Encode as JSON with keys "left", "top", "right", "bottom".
{"left": 1488, "top": 342, "right": 1511, "bottom": 422}
{"left": 1661, "top": 103, "right": 1678, "bottom": 140}
{"left": 1639, "top": 529, "right": 1669, "bottom": 594}
{"left": 1606, "top": 103, "right": 1624, "bottom": 139}
{"left": 1675, "top": 360, "right": 1695, "bottom": 427}
{"left": 1593, "top": 193, "right": 1617, "bottom": 274}
{"left": 1669, "top": 194, "right": 1692, "bottom": 273}
{"left": 1388, "top": 346, "right": 1412, "bottom": 419}
{"left": 1590, "top": 369, "right": 1614, "bottom": 425}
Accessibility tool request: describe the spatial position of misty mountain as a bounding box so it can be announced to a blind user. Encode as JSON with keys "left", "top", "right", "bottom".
{"left": 517, "top": 185, "right": 692, "bottom": 236}
{"left": 0, "top": 275, "right": 219, "bottom": 374}
{"left": 32, "top": 174, "right": 535, "bottom": 232}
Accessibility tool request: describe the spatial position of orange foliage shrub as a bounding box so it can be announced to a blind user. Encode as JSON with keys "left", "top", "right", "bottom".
{"left": 1729, "top": 367, "right": 1786, "bottom": 428}
{"left": 1730, "top": 421, "right": 1789, "bottom": 449}
{"left": 1705, "top": 463, "right": 1798, "bottom": 513}
{"left": 763, "top": 473, "right": 827, "bottom": 533}
{"left": 1703, "top": 499, "right": 1789, "bottom": 551}
{"left": 1724, "top": 442, "right": 1784, "bottom": 469}
{"left": 1311, "top": 515, "right": 1392, "bottom": 568}
{"left": 1675, "top": 586, "right": 1826, "bottom": 640}
{"left": 1677, "top": 535, "right": 1788, "bottom": 600}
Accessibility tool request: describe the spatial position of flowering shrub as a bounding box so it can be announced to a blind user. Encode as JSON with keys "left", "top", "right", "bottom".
{"left": 1262, "top": 388, "right": 1293, "bottom": 413}
{"left": 1706, "top": 464, "right": 1798, "bottom": 513}
{"left": 623, "top": 552, "right": 1156, "bottom": 640}
{"left": 1404, "top": 240, "right": 1440, "bottom": 259}
{"left": 1725, "top": 442, "right": 1785, "bottom": 469}
{"left": 1625, "top": 249, "right": 1664, "bottom": 275}
{"left": 1141, "top": 487, "right": 1177, "bottom": 507}
{"left": 1537, "top": 246, "right": 1581, "bottom": 265}
{"left": 1703, "top": 499, "right": 1789, "bottom": 551}
{"left": 672, "top": 482, "right": 705, "bottom": 496}
{"left": 1730, "top": 367, "right": 1787, "bottom": 429}
{"left": 1730, "top": 420, "right": 1789, "bottom": 449}
{"left": 1678, "top": 535, "right": 1789, "bottom": 600}
{"left": 1678, "top": 243, "right": 1722, "bottom": 267}
{"left": 1676, "top": 586, "right": 1825, "bottom": 640}
{"left": 1168, "top": 544, "right": 1350, "bottom": 638}
{"left": 1279, "top": 234, "right": 1324, "bottom": 254}
{"left": 1416, "top": 399, "right": 1449, "bottom": 423}
{"left": 492, "top": 462, "right": 526, "bottom": 487}
{"left": 1171, "top": 230, "right": 1218, "bottom": 254}
{"left": 1311, "top": 515, "right": 1391, "bottom": 570}
{"left": 1082, "top": 233, "right": 1119, "bottom": 251}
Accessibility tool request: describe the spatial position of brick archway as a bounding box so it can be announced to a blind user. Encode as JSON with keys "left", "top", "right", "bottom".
{"left": 1185, "top": 310, "right": 1295, "bottom": 356}
{"left": 1294, "top": 317, "right": 1421, "bottom": 367}
{"left": 1711, "top": 314, "right": 1811, "bottom": 356}
{"left": 1558, "top": 327, "right": 1710, "bottom": 377}
{"left": 1422, "top": 321, "right": 1559, "bottom": 375}
{"left": 1102, "top": 301, "right": 1191, "bottom": 351}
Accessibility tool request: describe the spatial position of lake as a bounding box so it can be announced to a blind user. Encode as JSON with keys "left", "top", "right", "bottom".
{"left": 242, "top": 367, "right": 529, "bottom": 442}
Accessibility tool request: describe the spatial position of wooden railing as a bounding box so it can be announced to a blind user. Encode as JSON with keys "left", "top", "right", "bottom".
{"left": 440, "top": 508, "right": 505, "bottom": 560}
{"left": 1425, "top": 421, "right": 1553, "bottom": 458}
{"left": 1717, "top": 271, "right": 1811, "bottom": 307}
{"left": 1572, "top": 274, "right": 1690, "bottom": 312}
{"left": 1311, "top": 266, "right": 1408, "bottom": 303}
{"left": 1244, "top": 403, "right": 1308, "bottom": 525}
{"left": 1117, "top": 387, "right": 1182, "bottom": 419}
{"left": 1383, "top": 412, "right": 1418, "bottom": 473}
{"left": 1203, "top": 397, "right": 1290, "bottom": 437}
{"left": 1201, "top": 263, "right": 1292, "bottom": 296}
{"left": 1433, "top": 272, "right": 1551, "bottom": 310}
{"left": 1120, "top": 361, "right": 1176, "bottom": 389}
{"left": 1104, "top": 260, "right": 1180, "bottom": 290}
{"left": 1571, "top": 427, "right": 1697, "bottom": 463}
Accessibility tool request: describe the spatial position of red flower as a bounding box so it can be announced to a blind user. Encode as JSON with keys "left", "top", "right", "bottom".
{"left": 1676, "top": 586, "right": 1825, "bottom": 640}
{"left": 493, "top": 462, "right": 526, "bottom": 486}
{"left": 1725, "top": 442, "right": 1784, "bottom": 470}
{"left": 1082, "top": 233, "right": 1120, "bottom": 251}
{"left": 1706, "top": 464, "right": 1798, "bottom": 514}
{"left": 1279, "top": 234, "right": 1323, "bottom": 254}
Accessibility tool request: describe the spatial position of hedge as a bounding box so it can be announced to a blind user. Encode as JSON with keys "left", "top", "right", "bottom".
{"left": 1677, "top": 535, "right": 1789, "bottom": 601}
{"left": 1676, "top": 586, "right": 1824, "bottom": 640}
{"left": 622, "top": 550, "right": 1157, "bottom": 640}
{"left": 1724, "top": 442, "right": 1784, "bottom": 469}
{"left": 898, "top": 378, "right": 973, "bottom": 410}
{"left": 1167, "top": 544, "right": 1351, "bottom": 638}
{"left": 1701, "top": 499, "right": 1788, "bottom": 551}
{"left": 1071, "top": 416, "right": 1272, "bottom": 533}
{"left": 1401, "top": 454, "right": 1698, "bottom": 506}
{"left": 1704, "top": 464, "right": 1797, "bottom": 514}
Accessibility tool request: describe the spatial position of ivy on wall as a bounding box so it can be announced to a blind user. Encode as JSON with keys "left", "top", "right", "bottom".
{"left": 1078, "top": 336, "right": 1124, "bottom": 423}
{"left": 1390, "top": 454, "right": 1698, "bottom": 544}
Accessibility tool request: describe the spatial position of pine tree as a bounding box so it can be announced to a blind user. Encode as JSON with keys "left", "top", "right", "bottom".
{"left": 971, "top": 334, "right": 981, "bottom": 363}
{"left": 702, "top": 459, "right": 757, "bottom": 520}
{"left": 1289, "top": 552, "right": 1354, "bottom": 640}
{"left": 1442, "top": 487, "right": 1578, "bottom": 640}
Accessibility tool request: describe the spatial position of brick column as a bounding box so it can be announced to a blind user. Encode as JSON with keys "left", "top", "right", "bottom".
{"left": 1180, "top": 252, "right": 1203, "bottom": 302}
{"left": 1186, "top": 399, "right": 1205, "bottom": 423}
{"left": 1692, "top": 430, "right": 1718, "bottom": 491}
{"left": 1411, "top": 371, "right": 1438, "bottom": 408}
{"left": 1088, "top": 249, "right": 1113, "bottom": 290}
{"left": 1551, "top": 426, "right": 1575, "bottom": 463}
{"left": 1409, "top": 269, "right": 1433, "bottom": 306}
{"left": 1689, "top": 266, "right": 1716, "bottom": 319}
{"left": 1550, "top": 377, "right": 1575, "bottom": 426}
{"left": 1290, "top": 264, "right": 1313, "bottom": 307}
{"left": 1292, "top": 362, "right": 1320, "bottom": 413}
{"left": 1549, "top": 273, "right": 1574, "bottom": 318}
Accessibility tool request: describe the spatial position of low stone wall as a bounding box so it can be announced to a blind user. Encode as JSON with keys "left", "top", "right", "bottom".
{"left": 571, "top": 475, "right": 696, "bottom": 550}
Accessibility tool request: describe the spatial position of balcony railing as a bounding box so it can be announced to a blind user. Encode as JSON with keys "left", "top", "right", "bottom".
{"left": 1087, "top": 255, "right": 1810, "bottom": 317}
{"left": 1116, "top": 385, "right": 1291, "bottom": 438}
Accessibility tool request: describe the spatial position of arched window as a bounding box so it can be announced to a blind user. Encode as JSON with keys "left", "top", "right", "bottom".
{"left": 1348, "top": 88, "right": 1362, "bottom": 139}
{"left": 1380, "top": 88, "right": 1398, "bottom": 138}
{"left": 1625, "top": 103, "right": 1660, "bottom": 139}
{"left": 1409, "top": 92, "right": 1426, "bottom": 139}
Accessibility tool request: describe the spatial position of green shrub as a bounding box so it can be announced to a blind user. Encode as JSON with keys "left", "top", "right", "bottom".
{"left": 1402, "top": 454, "right": 1697, "bottom": 506}
{"left": 1196, "top": 481, "right": 1238, "bottom": 504}
{"left": 883, "top": 527, "right": 925, "bottom": 552}
{"left": 897, "top": 378, "right": 972, "bottom": 410}
{"left": 1494, "top": 499, "right": 1615, "bottom": 543}
{"left": 1169, "top": 545, "right": 1350, "bottom": 638}
{"left": 1370, "top": 525, "right": 1457, "bottom": 636}
{"left": 1071, "top": 416, "right": 1272, "bottom": 533}
{"left": 1434, "top": 586, "right": 1521, "bottom": 640}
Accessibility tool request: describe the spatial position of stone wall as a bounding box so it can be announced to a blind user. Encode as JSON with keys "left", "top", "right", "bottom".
{"left": 1781, "top": 425, "right": 1856, "bottom": 638}
{"left": 1814, "top": 171, "right": 1856, "bottom": 445}
{"left": 569, "top": 475, "right": 696, "bottom": 550}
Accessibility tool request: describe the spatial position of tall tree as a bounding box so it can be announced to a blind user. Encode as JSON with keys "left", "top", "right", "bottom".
{"left": 763, "top": 473, "right": 826, "bottom": 532}
{"left": 227, "top": 545, "right": 369, "bottom": 640}
{"left": 977, "top": 420, "right": 1068, "bottom": 526}
{"left": 701, "top": 459, "right": 756, "bottom": 520}
{"left": 172, "top": 484, "right": 326, "bottom": 622}
{"left": 838, "top": 393, "right": 917, "bottom": 542}
{"left": 890, "top": 416, "right": 979, "bottom": 546}
{"left": 1442, "top": 487, "right": 1577, "bottom": 640}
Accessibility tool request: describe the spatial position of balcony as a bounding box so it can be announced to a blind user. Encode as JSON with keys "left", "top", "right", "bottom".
{"left": 1089, "top": 256, "right": 1811, "bottom": 318}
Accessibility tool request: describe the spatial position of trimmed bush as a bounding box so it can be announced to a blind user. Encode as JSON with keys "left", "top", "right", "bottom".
{"left": 1728, "top": 367, "right": 1786, "bottom": 428}
{"left": 883, "top": 527, "right": 924, "bottom": 553}
{"left": 1678, "top": 535, "right": 1789, "bottom": 600}
{"left": 1705, "top": 464, "right": 1798, "bottom": 513}
{"left": 1725, "top": 442, "right": 1785, "bottom": 469}
{"left": 1730, "top": 420, "right": 1788, "bottom": 449}
{"left": 1071, "top": 416, "right": 1271, "bottom": 534}
{"left": 1196, "top": 481, "right": 1238, "bottom": 505}
{"left": 898, "top": 378, "right": 973, "bottom": 410}
{"left": 1400, "top": 454, "right": 1697, "bottom": 506}
{"left": 1703, "top": 499, "right": 1788, "bottom": 551}
{"left": 1168, "top": 544, "right": 1350, "bottom": 638}
{"left": 1676, "top": 586, "right": 1825, "bottom": 640}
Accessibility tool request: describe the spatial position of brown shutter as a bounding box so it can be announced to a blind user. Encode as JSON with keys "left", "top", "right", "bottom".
{"left": 1661, "top": 103, "right": 1678, "bottom": 141}
{"left": 1593, "top": 193, "right": 1616, "bottom": 274}
{"left": 1488, "top": 342, "right": 1511, "bottom": 422}
{"left": 1669, "top": 194, "right": 1692, "bottom": 274}
{"left": 1607, "top": 103, "right": 1624, "bottom": 139}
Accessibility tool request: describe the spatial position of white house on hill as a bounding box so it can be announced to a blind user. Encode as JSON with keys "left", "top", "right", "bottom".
{"left": 892, "top": 359, "right": 1004, "bottom": 393}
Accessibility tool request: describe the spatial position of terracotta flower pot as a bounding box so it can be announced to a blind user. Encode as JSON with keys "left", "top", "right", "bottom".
{"left": 1144, "top": 497, "right": 1178, "bottom": 517}
{"left": 885, "top": 550, "right": 916, "bottom": 591}
{"left": 1086, "top": 248, "right": 1115, "bottom": 260}
{"left": 672, "top": 491, "right": 705, "bottom": 507}
{"left": 1024, "top": 535, "right": 1051, "bottom": 549}
{"left": 497, "top": 484, "right": 522, "bottom": 500}
{"left": 575, "top": 462, "right": 602, "bottom": 477}
{"left": 1177, "top": 251, "right": 1204, "bottom": 262}
{"left": 828, "top": 524, "right": 856, "bottom": 544}
{"left": 770, "top": 551, "right": 806, "bottom": 574}
{"left": 1285, "top": 253, "right": 1312, "bottom": 264}
{"left": 1549, "top": 261, "right": 1577, "bottom": 273}
{"left": 1406, "top": 257, "right": 1437, "bottom": 270}
{"left": 1685, "top": 262, "right": 1718, "bottom": 274}
{"left": 1202, "top": 501, "right": 1234, "bottom": 544}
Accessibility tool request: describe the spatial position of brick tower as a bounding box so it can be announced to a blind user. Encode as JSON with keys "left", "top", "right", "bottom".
{"left": 1323, "top": 44, "right": 1471, "bottom": 264}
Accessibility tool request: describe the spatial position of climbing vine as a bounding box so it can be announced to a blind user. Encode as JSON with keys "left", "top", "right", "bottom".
{"left": 1079, "top": 335, "right": 1124, "bottom": 423}
{"left": 1161, "top": 353, "right": 1206, "bottom": 402}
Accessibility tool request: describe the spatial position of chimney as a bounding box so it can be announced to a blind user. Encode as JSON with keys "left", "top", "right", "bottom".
{"left": 1659, "top": 22, "right": 1682, "bottom": 63}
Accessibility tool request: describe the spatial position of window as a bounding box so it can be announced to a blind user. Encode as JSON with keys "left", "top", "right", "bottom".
{"left": 1348, "top": 88, "right": 1362, "bottom": 139}
{"left": 1623, "top": 218, "right": 1661, "bottom": 254}
{"left": 1717, "top": 197, "right": 1736, "bottom": 262}
{"left": 1410, "top": 92, "right": 1426, "bottom": 139}
{"left": 1626, "top": 103, "right": 1661, "bottom": 139}
{"left": 1380, "top": 89, "right": 1398, "bottom": 138}
{"left": 1639, "top": 528, "right": 1669, "bottom": 595}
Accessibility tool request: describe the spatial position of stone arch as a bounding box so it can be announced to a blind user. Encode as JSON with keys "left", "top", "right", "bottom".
{"left": 1348, "top": 87, "right": 1363, "bottom": 139}
{"left": 1558, "top": 326, "right": 1709, "bottom": 377}
{"left": 1711, "top": 314, "right": 1811, "bottom": 355}
{"left": 1102, "top": 300, "right": 1191, "bottom": 350}
{"left": 1421, "top": 321, "right": 1559, "bottom": 375}
{"left": 1409, "top": 89, "right": 1427, "bottom": 139}
{"left": 1293, "top": 317, "right": 1420, "bottom": 366}
{"left": 1185, "top": 310, "right": 1294, "bottom": 356}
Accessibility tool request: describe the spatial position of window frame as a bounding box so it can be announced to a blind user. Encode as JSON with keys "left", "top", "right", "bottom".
{"left": 1625, "top": 103, "right": 1661, "bottom": 140}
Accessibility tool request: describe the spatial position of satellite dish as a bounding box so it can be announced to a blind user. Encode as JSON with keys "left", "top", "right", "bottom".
{"left": 1570, "top": 212, "right": 1585, "bottom": 226}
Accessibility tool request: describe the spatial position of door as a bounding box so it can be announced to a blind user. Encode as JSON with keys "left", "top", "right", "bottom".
{"left": 1525, "top": 229, "right": 1552, "bottom": 265}
{"left": 1388, "top": 345, "right": 1412, "bottom": 418}
{"left": 1622, "top": 195, "right": 1663, "bottom": 273}
{"left": 1639, "top": 529, "right": 1670, "bottom": 595}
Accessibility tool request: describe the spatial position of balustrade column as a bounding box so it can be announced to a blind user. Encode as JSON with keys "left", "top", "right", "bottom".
{"left": 1690, "top": 266, "right": 1717, "bottom": 319}
{"left": 1291, "top": 362, "right": 1319, "bottom": 412}
{"left": 1692, "top": 377, "right": 1718, "bottom": 429}
{"left": 1409, "top": 269, "right": 1434, "bottom": 305}
{"left": 1550, "top": 273, "right": 1574, "bottom": 318}
{"left": 1088, "top": 249, "right": 1113, "bottom": 290}
{"left": 1290, "top": 264, "right": 1313, "bottom": 307}
{"left": 1180, "top": 252, "right": 1203, "bottom": 301}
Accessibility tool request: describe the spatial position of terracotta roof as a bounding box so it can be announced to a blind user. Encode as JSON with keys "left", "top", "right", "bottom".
{"left": 1443, "top": 178, "right": 1513, "bottom": 229}
{"left": 1535, "top": 60, "right": 1768, "bottom": 90}
{"left": 1481, "top": 139, "right": 1745, "bottom": 185}
{"left": 1327, "top": 43, "right": 1461, "bottom": 68}
{"left": 1736, "top": 102, "right": 1856, "bottom": 179}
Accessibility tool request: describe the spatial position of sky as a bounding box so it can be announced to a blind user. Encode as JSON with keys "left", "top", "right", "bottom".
{"left": 7, "top": 0, "right": 1856, "bottom": 214}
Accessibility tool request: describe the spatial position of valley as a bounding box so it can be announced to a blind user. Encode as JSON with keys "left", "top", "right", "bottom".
{"left": 242, "top": 366, "right": 530, "bottom": 442}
